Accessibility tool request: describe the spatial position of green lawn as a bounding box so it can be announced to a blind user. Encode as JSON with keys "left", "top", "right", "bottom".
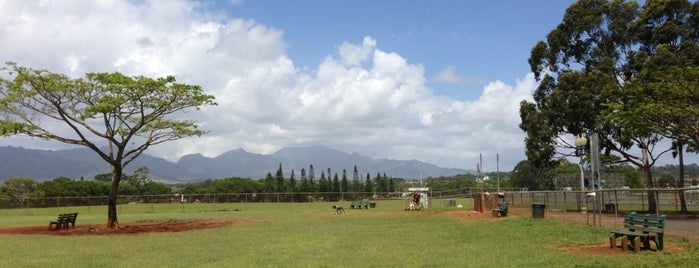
{"left": 0, "top": 199, "right": 696, "bottom": 267}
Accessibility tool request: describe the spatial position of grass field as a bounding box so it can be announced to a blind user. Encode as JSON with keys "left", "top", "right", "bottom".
{"left": 0, "top": 199, "right": 697, "bottom": 267}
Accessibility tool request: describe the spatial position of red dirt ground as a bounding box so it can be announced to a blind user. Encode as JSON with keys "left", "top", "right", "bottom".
{"left": 0, "top": 218, "right": 259, "bottom": 236}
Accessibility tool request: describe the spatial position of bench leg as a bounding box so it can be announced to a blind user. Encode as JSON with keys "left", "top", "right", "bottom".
{"left": 633, "top": 236, "right": 642, "bottom": 253}
{"left": 609, "top": 234, "right": 617, "bottom": 249}
{"left": 621, "top": 236, "right": 629, "bottom": 251}
{"left": 642, "top": 236, "right": 650, "bottom": 250}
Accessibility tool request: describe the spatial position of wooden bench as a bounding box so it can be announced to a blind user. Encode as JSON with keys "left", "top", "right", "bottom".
{"left": 492, "top": 202, "right": 509, "bottom": 217}
{"left": 48, "top": 212, "right": 78, "bottom": 231}
{"left": 609, "top": 212, "right": 665, "bottom": 252}
{"left": 64, "top": 212, "right": 78, "bottom": 228}
{"left": 49, "top": 214, "right": 66, "bottom": 230}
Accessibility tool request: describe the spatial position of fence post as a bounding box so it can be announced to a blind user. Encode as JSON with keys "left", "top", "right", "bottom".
{"left": 655, "top": 190, "right": 660, "bottom": 216}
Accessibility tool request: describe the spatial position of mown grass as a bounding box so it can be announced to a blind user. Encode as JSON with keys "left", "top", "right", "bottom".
{"left": 0, "top": 199, "right": 697, "bottom": 267}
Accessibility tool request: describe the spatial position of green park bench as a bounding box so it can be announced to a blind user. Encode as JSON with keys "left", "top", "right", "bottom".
{"left": 492, "top": 201, "right": 509, "bottom": 217}
{"left": 610, "top": 212, "right": 665, "bottom": 253}
{"left": 350, "top": 200, "right": 369, "bottom": 209}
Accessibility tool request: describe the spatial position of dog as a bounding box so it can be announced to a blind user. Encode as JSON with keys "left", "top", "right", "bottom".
{"left": 408, "top": 201, "right": 417, "bottom": 211}
{"left": 332, "top": 205, "right": 345, "bottom": 214}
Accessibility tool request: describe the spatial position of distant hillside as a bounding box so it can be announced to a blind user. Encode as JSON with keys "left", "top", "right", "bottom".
{"left": 0, "top": 145, "right": 469, "bottom": 182}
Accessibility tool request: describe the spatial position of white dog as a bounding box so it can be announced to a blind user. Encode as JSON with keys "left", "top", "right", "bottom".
{"left": 332, "top": 205, "right": 345, "bottom": 214}
{"left": 408, "top": 201, "right": 417, "bottom": 211}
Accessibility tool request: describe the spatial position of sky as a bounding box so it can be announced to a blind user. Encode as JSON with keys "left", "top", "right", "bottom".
{"left": 0, "top": 0, "right": 596, "bottom": 173}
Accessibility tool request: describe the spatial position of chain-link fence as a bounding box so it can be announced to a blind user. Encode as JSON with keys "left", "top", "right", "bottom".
{"left": 4, "top": 187, "right": 695, "bottom": 214}
{"left": 504, "top": 188, "right": 699, "bottom": 214}
{"left": 0, "top": 192, "right": 411, "bottom": 210}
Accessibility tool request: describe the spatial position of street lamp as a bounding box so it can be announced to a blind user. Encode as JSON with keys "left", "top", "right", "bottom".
{"left": 575, "top": 135, "right": 588, "bottom": 191}
{"left": 575, "top": 135, "right": 588, "bottom": 214}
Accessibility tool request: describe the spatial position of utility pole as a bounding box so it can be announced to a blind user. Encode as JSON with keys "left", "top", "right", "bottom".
{"left": 590, "top": 133, "right": 602, "bottom": 227}
{"left": 496, "top": 153, "right": 500, "bottom": 193}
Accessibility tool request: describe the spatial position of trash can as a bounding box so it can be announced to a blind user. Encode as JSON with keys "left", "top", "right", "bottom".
{"left": 369, "top": 202, "right": 376, "bottom": 208}
{"left": 532, "top": 203, "right": 546, "bottom": 218}
{"left": 604, "top": 203, "right": 616, "bottom": 214}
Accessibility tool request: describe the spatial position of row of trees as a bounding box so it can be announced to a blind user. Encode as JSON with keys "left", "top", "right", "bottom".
{"left": 261, "top": 164, "right": 398, "bottom": 194}
{"left": 0, "top": 164, "right": 404, "bottom": 206}
{"left": 180, "top": 164, "right": 403, "bottom": 194}
{"left": 520, "top": 0, "right": 699, "bottom": 212}
{"left": 0, "top": 167, "right": 172, "bottom": 207}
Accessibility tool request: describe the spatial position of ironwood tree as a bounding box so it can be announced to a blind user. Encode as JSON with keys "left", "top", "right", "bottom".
{"left": 0, "top": 62, "right": 216, "bottom": 227}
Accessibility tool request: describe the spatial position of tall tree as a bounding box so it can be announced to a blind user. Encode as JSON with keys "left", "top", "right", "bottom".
{"left": 332, "top": 173, "right": 341, "bottom": 192}
{"left": 308, "top": 165, "right": 316, "bottom": 192}
{"left": 0, "top": 178, "right": 38, "bottom": 207}
{"left": 263, "top": 172, "right": 275, "bottom": 193}
{"left": 0, "top": 63, "right": 215, "bottom": 227}
{"left": 289, "top": 169, "right": 297, "bottom": 192}
{"left": 365, "top": 172, "right": 373, "bottom": 193}
{"left": 340, "top": 169, "right": 348, "bottom": 193}
{"left": 377, "top": 172, "right": 386, "bottom": 192}
{"left": 318, "top": 171, "right": 329, "bottom": 192}
{"left": 127, "top": 166, "right": 150, "bottom": 194}
{"left": 299, "top": 168, "right": 309, "bottom": 192}
{"left": 510, "top": 161, "right": 542, "bottom": 191}
{"left": 524, "top": 0, "right": 698, "bottom": 211}
{"left": 275, "top": 163, "right": 285, "bottom": 192}
{"left": 388, "top": 176, "right": 395, "bottom": 192}
{"left": 606, "top": 1, "right": 699, "bottom": 212}
{"left": 351, "top": 165, "right": 360, "bottom": 191}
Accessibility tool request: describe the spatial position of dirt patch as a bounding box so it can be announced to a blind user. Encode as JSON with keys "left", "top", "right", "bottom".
{"left": 0, "top": 218, "right": 260, "bottom": 236}
{"left": 442, "top": 210, "right": 499, "bottom": 220}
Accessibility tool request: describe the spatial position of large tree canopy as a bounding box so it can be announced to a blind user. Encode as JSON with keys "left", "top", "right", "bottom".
{"left": 523, "top": 0, "right": 699, "bottom": 212}
{"left": 0, "top": 62, "right": 216, "bottom": 227}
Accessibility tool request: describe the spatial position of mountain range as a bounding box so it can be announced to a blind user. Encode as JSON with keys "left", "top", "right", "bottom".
{"left": 0, "top": 145, "right": 469, "bottom": 182}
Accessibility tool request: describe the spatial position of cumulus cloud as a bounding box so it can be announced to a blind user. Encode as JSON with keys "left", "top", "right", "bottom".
{"left": 0, "top": 0, "right": 536, "bottom": 171}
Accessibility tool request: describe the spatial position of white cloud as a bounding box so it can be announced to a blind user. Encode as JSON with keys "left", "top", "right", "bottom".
{"left": 433, "top": 65, "right": 483, "bottom": 85}
{"left": 0, "top": 0, "right": 536, "bottom": 171}
{"left": 338, "top": 36, "right": 376, "bottom": 66}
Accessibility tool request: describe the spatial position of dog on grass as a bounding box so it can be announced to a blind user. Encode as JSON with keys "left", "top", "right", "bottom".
{"left": 332, "top": 205, "right": 345, "bottom": 214}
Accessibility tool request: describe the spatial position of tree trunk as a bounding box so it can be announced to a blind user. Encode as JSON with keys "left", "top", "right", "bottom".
{"left": 644, "top": 168, "right": 657, "bottom": 213}
{"left": 679, "top": 144, "right": 688, "bottom": 213}
{"left": 107, "top": 164, "right": 122, "bottom": 228}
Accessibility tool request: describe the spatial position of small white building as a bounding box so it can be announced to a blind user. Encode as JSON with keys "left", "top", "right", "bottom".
{"left": 407, "top": 187, "right": 430, "bottom": 209}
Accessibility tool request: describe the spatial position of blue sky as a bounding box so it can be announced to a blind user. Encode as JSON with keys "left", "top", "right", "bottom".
{"left": 222, "top": 0, "right": 575, "bottom": 100}
{"left": 5, "top": 0, "right": 659, "bottom": 175}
